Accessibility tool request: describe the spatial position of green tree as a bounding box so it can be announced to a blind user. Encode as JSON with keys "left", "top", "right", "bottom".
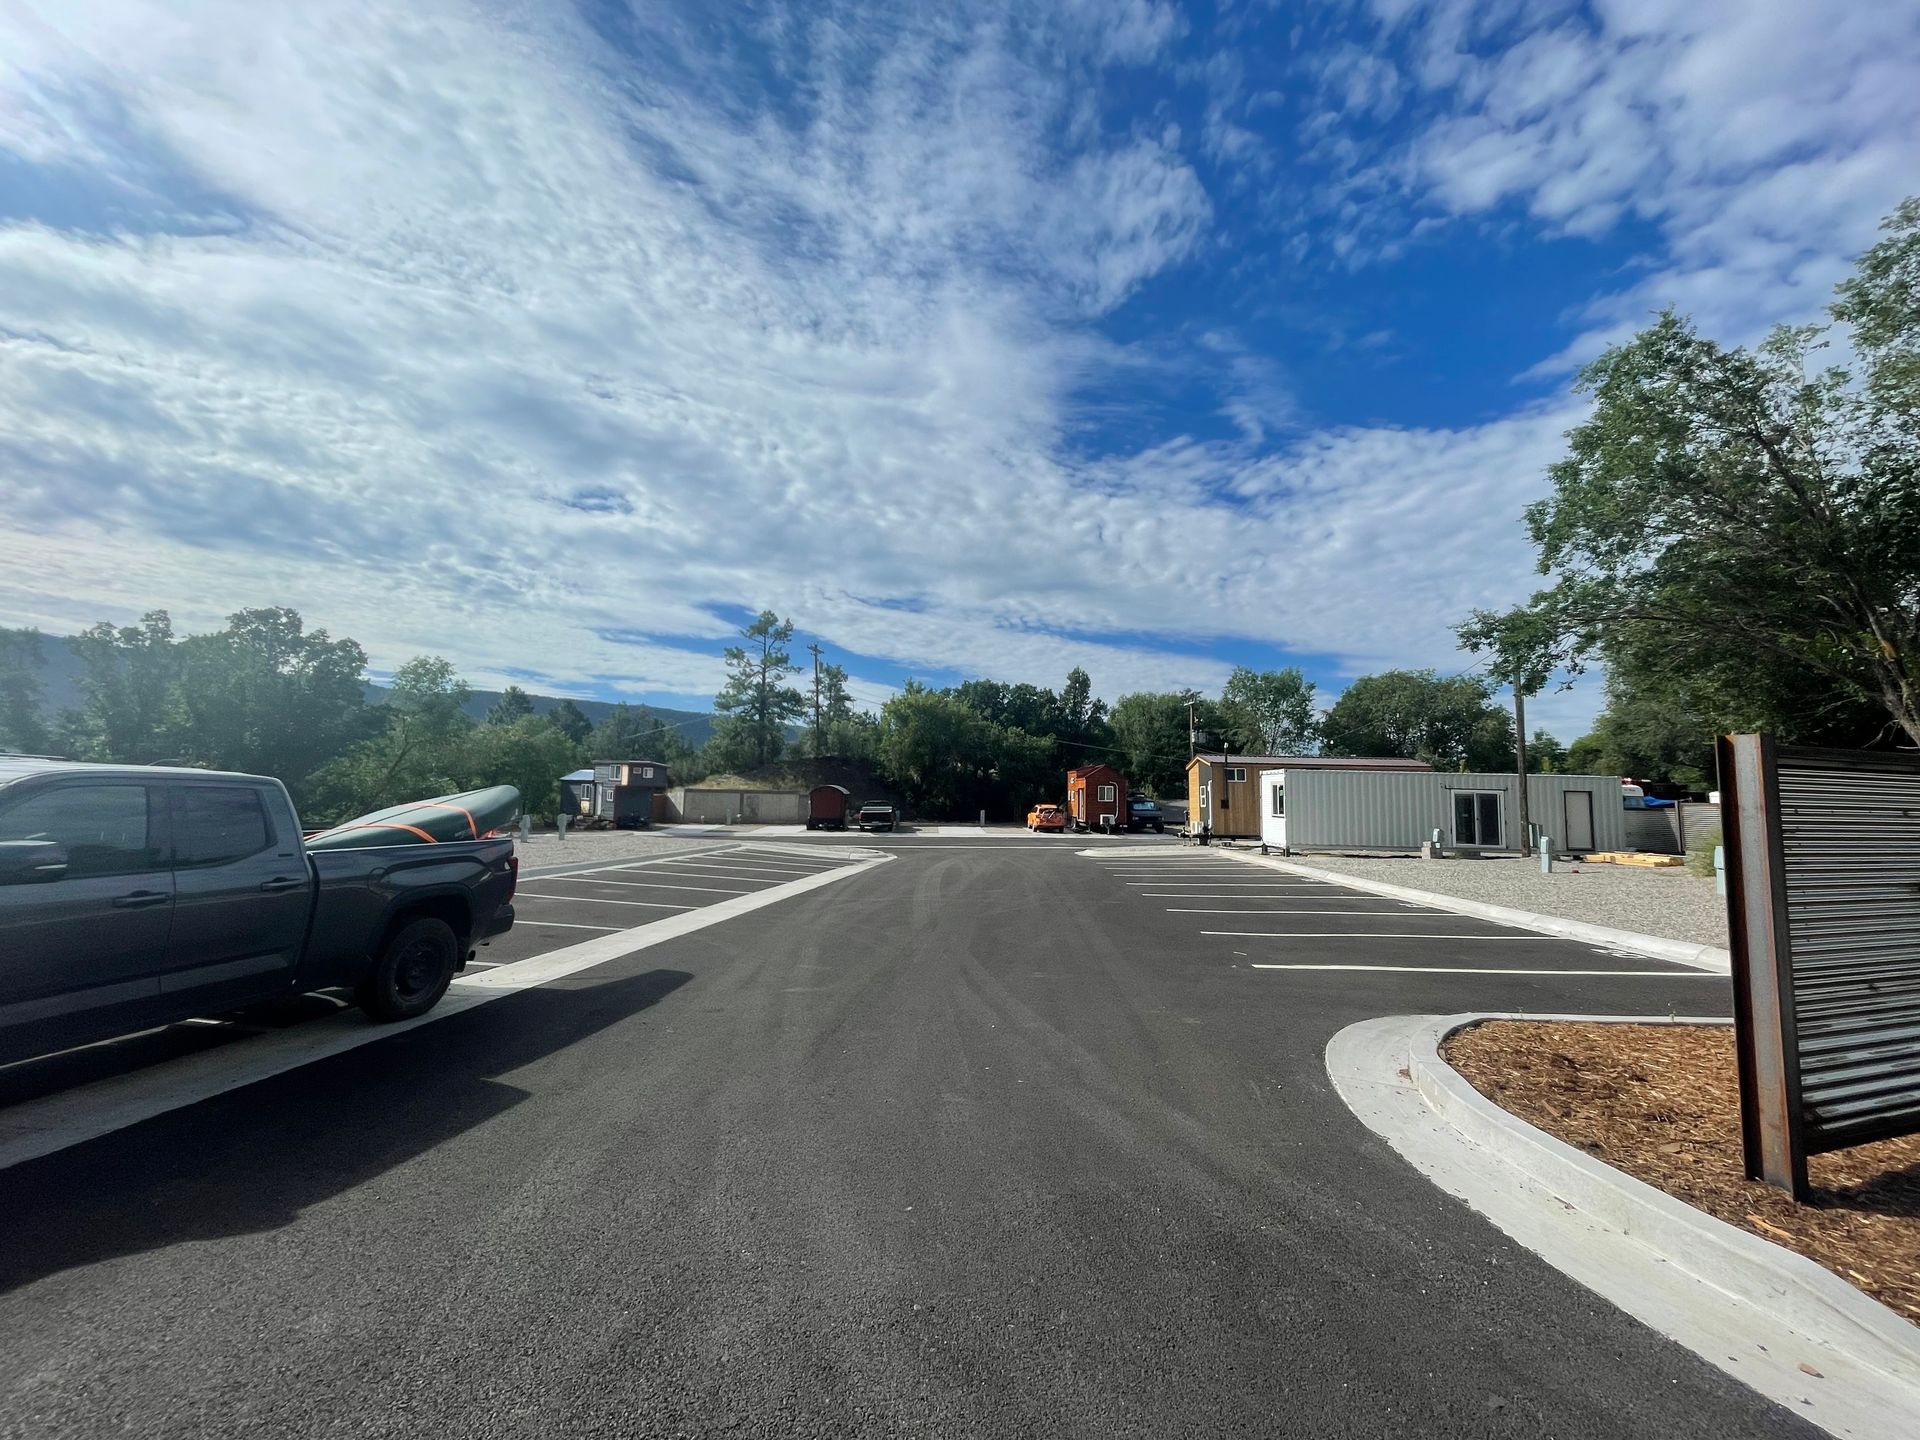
{"left": 486, "top": 685, "right": 535, "bottom": 725}
{"left": 1218, "top": 666, "right": 1318, "bottom": 755}
{"left": 1526, "top": 728, "right": 1568, "bottom": 774}
{"left": 458, "top": 715, "right": 583, "bottom": 821}
{"left": 308, "top": 655, "right": 472, "bottom": 820}
{"left": 1460, "top": 197, "right": 1920, "bottom": 749}
{"left": 1108, "top": 691, "right": 1201, "bottom": 797}
{"left": 798, "top": 660, "right": 863, "bottom": 757}
{"left": 170, "top": 608, "right": 371, "bottom": 798}
{"left": 1564, "top": 670, "right": 1718, "bottom": 789}
{"left": 0, "top": 627, "right": 49, "bottom": 753}
{"left": 547, "top": 698, "right": 594, "bottom": 744}
{"left": 65, "top": 611, "right": 180, "bottom": 761}
{"left": 877, "top": 683, "right": 1048, "bottom": 818}
{"left": 712, "top": 611, "right": 805, "bottom": 768}
{"left": 1322, "top": 669, "right": 1514, "bottom": 770}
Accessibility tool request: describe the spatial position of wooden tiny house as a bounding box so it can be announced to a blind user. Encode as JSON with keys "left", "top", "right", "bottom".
{"left": 590, "top": 759, "right": 670, "bottom": 829}
{"left": 1066, "top": 763, "right": 1126, "bottom": 832}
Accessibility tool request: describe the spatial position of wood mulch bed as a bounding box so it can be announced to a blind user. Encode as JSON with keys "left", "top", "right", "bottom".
{"left": 1442, "top": 1020, "right": 1920, "bottom": 1325}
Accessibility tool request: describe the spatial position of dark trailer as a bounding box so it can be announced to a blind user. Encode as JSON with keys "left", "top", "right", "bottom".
{"left": 806, "top": 783, "right": 851, "bottom": 831}
{"left": 591, "top": 759, "right": 670, "bottom": 829}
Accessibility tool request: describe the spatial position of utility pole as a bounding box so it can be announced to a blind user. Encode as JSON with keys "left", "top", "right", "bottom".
{"left": 808, "top": 642, "right": 824, "bottom": 756}
{"left": 1513, "top": 685, "right": 1531, "bottom": 849}
{"left": 1188, "top": 700, "right": 1197, "bottom": 760}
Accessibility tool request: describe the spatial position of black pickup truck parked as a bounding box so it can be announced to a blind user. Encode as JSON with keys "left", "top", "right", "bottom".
{"left": 0, "top": 758, "right": 516, "bottom": 1064}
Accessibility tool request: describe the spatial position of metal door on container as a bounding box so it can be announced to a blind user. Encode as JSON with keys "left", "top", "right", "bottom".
{"left": 1452, "top": 790, "right": 1503, "bottom": 848}
{"left": 1563, "top": 790, "right": 1596, "bottom": 852}
{"left": 162, "top": 783, "right": 309, "bottom": 1009}
{"left": 0, "top": 779, "right": 172, "bottom": 1049}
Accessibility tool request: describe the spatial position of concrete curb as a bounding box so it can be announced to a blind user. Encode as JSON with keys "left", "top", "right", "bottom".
{"left": 1215, "top": 848, "right": 1732, "bottom": 972}
{"left": 1328, "top": 1012, "right": 1920, "bottom": 1438}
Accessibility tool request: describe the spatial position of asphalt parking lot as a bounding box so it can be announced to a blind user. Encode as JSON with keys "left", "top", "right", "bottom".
{"left": 1089, "top": 846, "right": 1726, "bottom": 981}
{"left": 3, "top": 832, "right": 1801, "bottom": 1440}
{"left": 486, "top": 841, "right": 873, "bottom": 966}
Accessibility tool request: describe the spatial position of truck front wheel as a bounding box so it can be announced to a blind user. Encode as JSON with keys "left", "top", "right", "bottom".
{"left": 359, "top": 917, "right": 458, "bottom": 1021}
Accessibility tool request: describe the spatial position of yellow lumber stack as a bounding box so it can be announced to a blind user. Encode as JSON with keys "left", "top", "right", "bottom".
{"left": 1581, "top": 852, "right": 1685, "bottom": 867}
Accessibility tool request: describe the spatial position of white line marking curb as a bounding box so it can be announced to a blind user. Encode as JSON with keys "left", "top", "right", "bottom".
{"left": 1217, "top": 849, "right": 1732, "bottom": 972}
{"left": 1327, "top": 1012, "right": 1920, "bottom": 1438}
{"left": 0, "top": 853, "right": 889, "bottom": 1172}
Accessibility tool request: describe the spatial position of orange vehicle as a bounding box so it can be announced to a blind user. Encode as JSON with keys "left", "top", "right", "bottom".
{"left": 1026, "top": 803, "right": 1068, "bottom": 832}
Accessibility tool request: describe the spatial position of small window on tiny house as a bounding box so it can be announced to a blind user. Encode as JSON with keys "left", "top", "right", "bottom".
{"left": 1225, "top": 767, "right": 1247, "bottom": 783}
{"left": 1270, "top": 783, "right": 1285, "bottom": 818}
{"left": 1097, "top": 784, "right": 1115, "bottom": 803}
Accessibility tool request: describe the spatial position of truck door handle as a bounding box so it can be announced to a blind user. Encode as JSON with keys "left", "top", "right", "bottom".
{"left": 112, "top": 890, "right": 169, "bottom": 909}
{"left": 259, "top": 876, "right": 306, "bottom": 892}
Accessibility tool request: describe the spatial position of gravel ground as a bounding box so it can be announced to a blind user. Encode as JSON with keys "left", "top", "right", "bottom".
{"left": 512, "top": 829, "right": 743, "bottom": 870}
{"left": 1282, "top": 851, "right": 1729, "bottom": 947}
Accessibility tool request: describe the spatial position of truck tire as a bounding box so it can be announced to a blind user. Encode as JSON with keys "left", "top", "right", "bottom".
{"left": 359, "top": 917, "right": 458, "bottom": 1022}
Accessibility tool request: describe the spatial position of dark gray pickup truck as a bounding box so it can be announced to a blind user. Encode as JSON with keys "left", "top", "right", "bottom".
{"left": 0, "top": 758, "right": 516, "bottom": 1064}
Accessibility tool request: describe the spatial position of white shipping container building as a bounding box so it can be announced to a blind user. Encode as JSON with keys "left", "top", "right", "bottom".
{"left": 1258, "top": 768, "right": 1628, "bottom": 855}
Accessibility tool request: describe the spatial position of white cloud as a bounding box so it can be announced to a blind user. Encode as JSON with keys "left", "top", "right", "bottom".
{"left": 1375, "top": 0, "right": 1920, "bottom": 368}
{"left": 0, "top": 0, "right": 1902, "bottom": 750}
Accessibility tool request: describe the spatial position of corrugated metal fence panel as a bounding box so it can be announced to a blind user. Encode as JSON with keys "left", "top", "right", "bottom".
{"left": 1678, "top": 801, "right": 1721, "bottom": 852}
{"left": 1777, "top": 750, "right": 1920, "bottom": 1150}
{"left": 1623, "top": 807, "right": 1681, "bottom": 854}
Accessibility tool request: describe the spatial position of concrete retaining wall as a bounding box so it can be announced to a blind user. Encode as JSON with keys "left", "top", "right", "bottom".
{"left": 668, "top": 787, "right": 807, "bottom": 825}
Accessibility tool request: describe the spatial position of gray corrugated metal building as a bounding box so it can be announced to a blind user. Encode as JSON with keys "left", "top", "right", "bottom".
{"left": 1258, "top": 768, "right": 1626, "bottom": 854}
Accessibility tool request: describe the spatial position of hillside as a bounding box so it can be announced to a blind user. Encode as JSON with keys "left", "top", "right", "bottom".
{"left": 19, "top": 633, "right": 724, "bottom": 748}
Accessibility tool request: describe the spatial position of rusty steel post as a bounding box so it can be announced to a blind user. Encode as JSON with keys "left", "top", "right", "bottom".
{"left": 1719, "top": 734, "right": 1809, "bottom": 1200}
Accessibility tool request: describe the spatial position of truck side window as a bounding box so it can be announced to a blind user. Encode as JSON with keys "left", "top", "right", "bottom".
{"left": 174, "top": 786, "right": 273, "bottom": 867}
{"left": 0, "top": 784, "right": 160, "bottom": 877}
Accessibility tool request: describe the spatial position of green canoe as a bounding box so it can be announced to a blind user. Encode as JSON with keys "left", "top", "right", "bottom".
{"left": 305, "top": 785, "right": 522, "bottom": 850}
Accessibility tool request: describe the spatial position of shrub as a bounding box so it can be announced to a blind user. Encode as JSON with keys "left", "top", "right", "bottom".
{"left": 1686, "top": 826, "right": 1722, "bottom": 878}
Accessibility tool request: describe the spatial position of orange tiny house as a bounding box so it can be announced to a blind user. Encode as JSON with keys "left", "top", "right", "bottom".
{"left": 1066, "top": 763, "right": 1126, "bottom": 832}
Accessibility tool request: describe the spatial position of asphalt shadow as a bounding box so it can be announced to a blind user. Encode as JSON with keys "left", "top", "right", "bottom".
{"left": 0, "top": 967, "right": 692, "bottom": 1296}
{"left": 0, "top": 992, "right": 354, "bottom": 1108}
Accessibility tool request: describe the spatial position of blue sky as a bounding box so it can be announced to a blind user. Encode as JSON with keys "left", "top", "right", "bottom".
{"left": 2, "top": 1, "right": 1917, "bottom": 740}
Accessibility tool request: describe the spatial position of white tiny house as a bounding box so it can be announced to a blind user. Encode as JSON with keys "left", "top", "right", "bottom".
{"left": 1258, "top": 768, "right": 1627, "bottom": 854}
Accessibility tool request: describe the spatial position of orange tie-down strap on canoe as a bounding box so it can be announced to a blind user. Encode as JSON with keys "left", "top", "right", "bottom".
{"left": 310, "top": 821, "right": 439, "bottom": 844}
{"left": 413, "top": 801, "right": 481, "bottom": 839}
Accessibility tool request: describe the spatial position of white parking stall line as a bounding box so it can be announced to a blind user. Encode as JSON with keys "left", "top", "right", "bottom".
{"left": 556, "top": 878, "right": 755, "bottom": 896}
{"left": 1169, "top": 908, "right": 1450, "bottom": 916}
{"left": 1105, "top": 875, "right": 1251, "bottom": 887}
{"left": 726, "top": 847, "right": 862, "bottom": 867}
{"left": 1251, "top": 964, "right": 1721, "bottom": 976}
{"left": 1127, "top": 880, "right": 1336, "bottom": 887}
{"left": 1138, "top": 891, "right": 1352, "bottom": 899}
{"left": 524, "top": 847, "right": 740, "bottom": 882}
{"left": 514, "top": 892, "right": 696, "bottom": 910}
{"left": 1203, "top": 930, "right": 1584, "bottom": 940}
{"left": 512, "top": 920, "right": 623, "bottom": 932}
{"left": 605, "top": 869, "right": 779, "bottom": 888}
{"left": 663, "top": 862, "right": 826, "bottom": 877}
{"left": 622, "top": 865, "right": 791, "bottom": 883}
{"left": 722, "top": 851, "right": 853, "bottom": 868}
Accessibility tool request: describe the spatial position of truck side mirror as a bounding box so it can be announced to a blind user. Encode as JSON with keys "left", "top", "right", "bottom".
{"left": 0, "top": 839, "right": 69, "bottom": 885}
